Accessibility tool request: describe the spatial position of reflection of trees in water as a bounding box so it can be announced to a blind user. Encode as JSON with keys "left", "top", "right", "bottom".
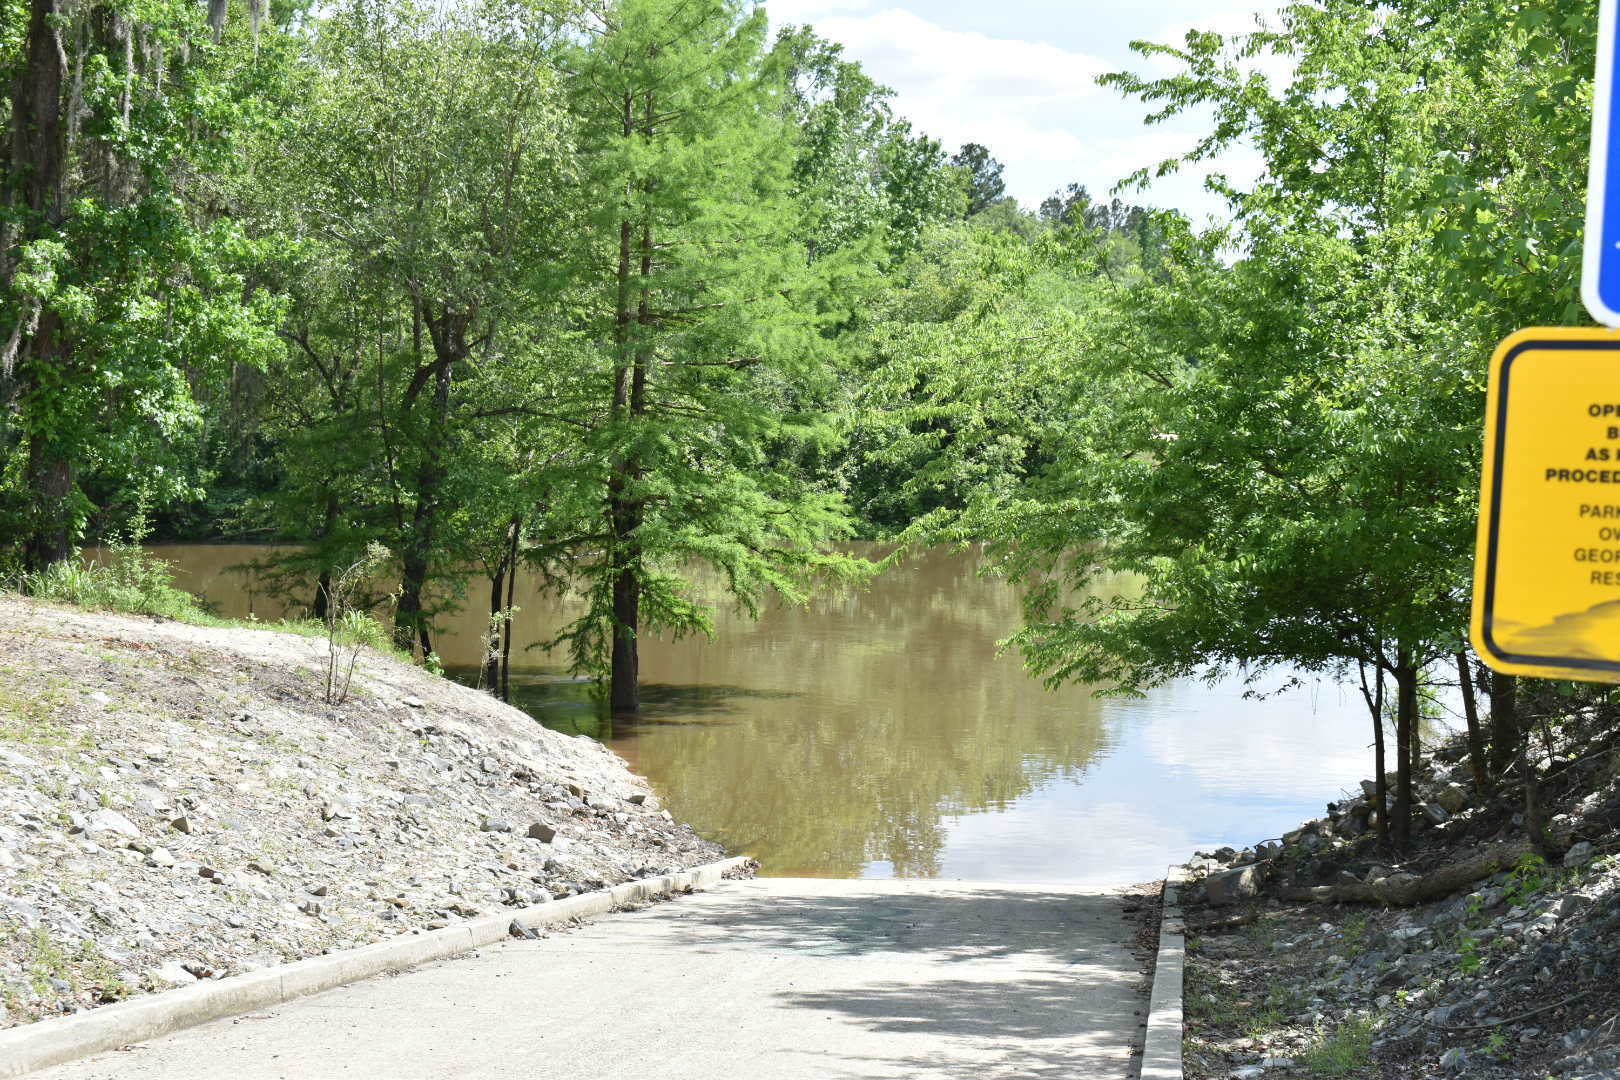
{"left": 155, "top": 543, "right": 1128, "bottom": 878}
{"left": 484, "top": 547, "right": 1124, "bottom": 878}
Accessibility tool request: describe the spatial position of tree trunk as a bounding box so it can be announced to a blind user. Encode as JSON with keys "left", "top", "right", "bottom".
{"left": 394, "top": 356, "right": 453, "bottom": 658}
{"left": 1392, "top": 653, "right": 1417, "bottom": 852}
{"left": 501, "top": 515, "right": 518, "bottom": 703}
{"left": 483, "top": 551, "right": 506, "bottom": 691}
{"left": 1519, "top": 729, "right": 1550, "bottom": 854}
{"left": 1281, "top": 842, "right": 1532, "bottom": 906}
{"left": 24, "top": 431, "right": 73, "bottom": 572}
{"left": 1357, "top": 659, "right": 1389, "bottom": 849}
{"left": 1456, "top": 651, "right": 1489, "bottom": 794}
{"left": 9, "top": 0, "right": 72, "bottom": 572}
{"left": 1489, "top": 672, "right": 1519, "bottom": 775}
{"left": 311, "top": 493, "right": 338, "bottom": 621}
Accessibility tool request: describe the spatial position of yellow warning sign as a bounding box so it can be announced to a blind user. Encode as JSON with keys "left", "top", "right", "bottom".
{"left": 1473, "top": 326, "right": 1620, "bottom": 681}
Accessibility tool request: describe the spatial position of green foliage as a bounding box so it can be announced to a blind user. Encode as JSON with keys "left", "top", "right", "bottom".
{"left": 1506, "top": 852, "right": 1551, "bottom": 906}
{"left": 17, "top": 528, "right": 207, "bottom": 622}
{"left": 545, "top": 0, "right": 872, "bottom": 696}
{"left": 0, "top": 0, "right": 285, "bottom": 561}
{"left": 1298, "top": 1015, "right": 1376, "bottom": 1077}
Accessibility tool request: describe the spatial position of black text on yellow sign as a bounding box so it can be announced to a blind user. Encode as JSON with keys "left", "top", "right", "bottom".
{"left": 1473, "top": 326, "right": 1620, "bottom": 682}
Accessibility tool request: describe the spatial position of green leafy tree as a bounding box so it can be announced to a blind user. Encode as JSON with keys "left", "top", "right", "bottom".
{"left": 951, "top": 142, "right": 1006, "bottom": 217}
{"left": 773, "top": 25, "right": 962, "bottom": 261}
{"left": 872, "top": 0, "right": 1598, "bottom": 851}
{"left": 557, "top": 0, "right": 863, "bottom": 711}
{"left": 255, "top": 0, "right": 579, "bottom": 653}
{"left": 0, "top": 0, "right": 281, "bottom": 569}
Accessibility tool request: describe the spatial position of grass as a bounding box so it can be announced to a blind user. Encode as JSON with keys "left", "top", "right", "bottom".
{"left": 1298, "top": 1016, "right": 1376, "bottom": 1077}
{"left": 0, "top": 673, "right": 89, "bottom": 750}
{"left": 7, "top": 544, "right": 414, "bottom": 664}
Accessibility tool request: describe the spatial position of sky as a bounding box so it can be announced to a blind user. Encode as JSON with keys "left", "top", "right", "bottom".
{"left": 760, "top": 0, "right": 1280, "bottom": 224}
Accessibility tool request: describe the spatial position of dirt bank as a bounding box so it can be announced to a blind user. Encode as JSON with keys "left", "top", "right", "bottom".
{"left": 1174, "top": 716, "right": 1620, "bottom": 1080}
{"left": 0, "top": 593, "right": 729, "bottom": 1029}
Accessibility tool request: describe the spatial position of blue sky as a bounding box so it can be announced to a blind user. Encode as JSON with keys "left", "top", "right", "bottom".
{"left": 762, "top": 0, "right": 1279, "bottom": 223}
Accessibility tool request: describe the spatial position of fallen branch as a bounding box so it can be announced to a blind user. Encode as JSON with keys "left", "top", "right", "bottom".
{"left": 1278, "top": 842, "right": 1532, "bottom": 906}
{"left": 1423, "top": 990, "right": 1591, "bottom": 1032}
{"left": 1187, "top": 910, "right": 1261, "bottom": 934}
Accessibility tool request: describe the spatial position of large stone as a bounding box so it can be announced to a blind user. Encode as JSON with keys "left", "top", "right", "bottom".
{"left": 1564, "top": 841, "right": 1597, "bottom": 868}
{"left": 1434, "top": 783, "right": 1470, "bottom": 814}
{"left": 1205, "top": 865, "right": 1261, "bottom": 907}
{"left": 1421, "top": 802, "right": 1450, "bottom": 826}
{"left": 526, "top": 823, "right": 558, "bottom": 843}
{"left": 86, "top": 809, "right": 141, "bottom": 838}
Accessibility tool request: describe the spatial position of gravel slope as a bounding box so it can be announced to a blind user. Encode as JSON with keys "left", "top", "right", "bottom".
{"left": 0, "top": 593, "right": 727, "bottom": 1030}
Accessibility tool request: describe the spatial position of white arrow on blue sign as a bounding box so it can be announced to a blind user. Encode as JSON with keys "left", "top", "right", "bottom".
{"left": 1587, "top": 0, "right": 1620, "bottom": 325}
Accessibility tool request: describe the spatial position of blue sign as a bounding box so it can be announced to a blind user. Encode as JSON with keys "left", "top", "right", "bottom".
{"left": 1587, "top": 0, "right": 1620, "bottom": 325}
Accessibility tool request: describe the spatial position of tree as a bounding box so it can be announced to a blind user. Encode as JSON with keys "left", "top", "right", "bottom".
{"left": 867, "top": 0, "right": 1598, "bottom": 851}
{"left": 951, "top": 142, "right": 1005, "bottom": 217}
{"left": 256, "top": 0, "right": 579, "bottom": 655}
{"left": 557, "top": 0, "right": 863, "bottom": 712}
{"left": 0, "top": 0, "right": 280, "bottom": 570}
{"left": 773, "top": 25, "right": 961, "bottom": 262}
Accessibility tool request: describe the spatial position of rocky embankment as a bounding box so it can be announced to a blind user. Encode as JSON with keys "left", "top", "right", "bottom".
{"left": 1176, "top": 725, "right": 1620, "bottom": 1079}
{"left": 0, "top": 594, "right": 728, "bottom": 1030}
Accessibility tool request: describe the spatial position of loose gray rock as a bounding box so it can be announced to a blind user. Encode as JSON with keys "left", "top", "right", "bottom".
{"left": 1421, "top": 802, "right": 1450, "bottom": 826}
{"left": 481, "top": 818, "right": 514, "bottom": 834}
{"left": 1205, "top": 865, "right": 1261, "bottom": 907}
{"left": 1434, "top": 783, "right": 1470, "bottom": 814}
{"left": 1565, "top": 840, "right": 1597, "bottom": 868}
{"left": 86, "top": 809, "right": 141, "bottom": 838}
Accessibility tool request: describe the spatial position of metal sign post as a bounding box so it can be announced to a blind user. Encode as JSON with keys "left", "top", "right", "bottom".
{"left": 1586, "top": 0, "right": 1620, "bottom": 325}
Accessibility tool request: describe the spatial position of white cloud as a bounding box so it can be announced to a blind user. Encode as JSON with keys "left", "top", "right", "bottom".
{"left": 799, "top": 9, "right": 1110, "bottom": 205}
{"left": 759, "top": 0, "right": 875, "bottom": 25}
{"left": 761, "top": 3, "right": 1276, "bottom": 221}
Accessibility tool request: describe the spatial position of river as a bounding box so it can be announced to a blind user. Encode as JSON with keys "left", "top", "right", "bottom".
{"left": 142, "top": 543, "right": 1375, "bottom": 884}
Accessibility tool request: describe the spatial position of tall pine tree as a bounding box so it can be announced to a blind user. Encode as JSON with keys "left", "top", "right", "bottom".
{"left": 556, "top": 0, "right": 861, "bottom": 712}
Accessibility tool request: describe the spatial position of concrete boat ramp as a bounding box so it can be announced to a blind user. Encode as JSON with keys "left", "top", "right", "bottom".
{"left": 28, "top": 878, "right": 1148, "bottom": 1079}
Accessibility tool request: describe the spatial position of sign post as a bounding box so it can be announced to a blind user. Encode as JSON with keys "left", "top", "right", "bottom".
{"left": 1472, "top": 327, "right": 1620, "bottom": 681}
{"left": 1588, "top": 0, "right": 1620, "bottom": 325}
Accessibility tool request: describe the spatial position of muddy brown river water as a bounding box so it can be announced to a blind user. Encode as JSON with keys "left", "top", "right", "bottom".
{"left": 142, "top": 543, "right": 1375, "bottom": 883}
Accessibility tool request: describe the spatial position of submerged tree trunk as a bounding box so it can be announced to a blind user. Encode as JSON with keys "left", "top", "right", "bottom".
{"left": 483, "top": 551, "right": 507, "bottom": 692}
{"left": 606, "top": 92, "right": 654, "bottom": 713}
{"left": 501, "top": 515, "right": 518, "bottom": 703}
{"left": 311, "top": 493, "right": 338, "bottom": 621}
{"left": 482, "top": 515, "right": 520, "bottom": 698}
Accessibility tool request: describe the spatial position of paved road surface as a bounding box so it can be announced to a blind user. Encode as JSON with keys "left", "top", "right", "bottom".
{"left": 32, "top": 878, "right": 1147, "bottom": 1080}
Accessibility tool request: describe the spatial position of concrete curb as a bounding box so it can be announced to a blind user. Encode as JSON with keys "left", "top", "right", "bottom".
{"left": 1140, "top": 864, "right": 1188, "bottom": 1080}
{"left": 0, "top": 855, "right": 751, "bottom": 1078}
